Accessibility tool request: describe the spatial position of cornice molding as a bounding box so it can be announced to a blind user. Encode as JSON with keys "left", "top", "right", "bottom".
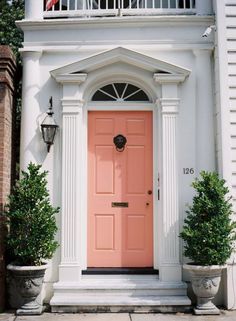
{"left": 19, "top": 43, "right": 214, "bottom": 53}
{"left": 154, "top": 73, "right": 188, "bottom": 84}
{"left": 52, "top": 73, "right": 87, "bottom": 84}
{"left": 16, "top": 15, "right": 214, "bottom": 31}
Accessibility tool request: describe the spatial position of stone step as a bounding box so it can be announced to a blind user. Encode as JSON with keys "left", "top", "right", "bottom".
{"left": 82, "top": 274, "right": 159, "bottom": 280}
{"left": 52, "top": 278, "right": 188, "bottom": 296}
{"left": 51, "top": 295, "right": 191, "bottom": 313}
{"left": 50, "top": 275, "right": 191, "bottom": 312}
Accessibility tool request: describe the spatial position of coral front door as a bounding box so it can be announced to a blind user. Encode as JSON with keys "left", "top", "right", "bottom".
{"left": 88, "top": 111, "right": 153, "bottom": 267}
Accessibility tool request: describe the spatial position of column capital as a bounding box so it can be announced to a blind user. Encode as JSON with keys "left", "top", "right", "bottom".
{"left": 21, "top": 50, "right": 43, "bottom": 60}
{"left": 60, "top": 81, "right": 85, "bottom": 104}
{"left": 61, "top": 99, "right": 85, "bottom": 114}
{"left": 158, "top": 98, "right": 180, "bottom": 114}
{"left": 193, "top": 49, "right": 213, "bottom": 58}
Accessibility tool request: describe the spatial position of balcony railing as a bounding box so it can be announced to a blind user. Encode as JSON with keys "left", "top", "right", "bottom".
{"left": 43, "top": 0, "right": 196, "bottom": 18}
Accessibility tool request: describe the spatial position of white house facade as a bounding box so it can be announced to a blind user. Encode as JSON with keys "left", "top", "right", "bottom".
{"left": 18, "top": 0, "right": 236, "bottom": 311}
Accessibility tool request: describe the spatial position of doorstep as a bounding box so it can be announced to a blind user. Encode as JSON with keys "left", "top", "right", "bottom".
{"left": 50, "top": 275, "right": 191, "bottom": 313}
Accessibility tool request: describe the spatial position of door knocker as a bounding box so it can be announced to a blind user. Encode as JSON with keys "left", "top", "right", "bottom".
{"left": 113, "top": 134, "right": 127, "bottom": 152}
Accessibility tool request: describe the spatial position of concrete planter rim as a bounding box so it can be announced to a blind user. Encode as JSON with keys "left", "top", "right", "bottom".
{"left": 183, "top": 264, "right": 227, "bottom": 271}
{"left": 7, "top": 262, "right": 49, "bottom": 271}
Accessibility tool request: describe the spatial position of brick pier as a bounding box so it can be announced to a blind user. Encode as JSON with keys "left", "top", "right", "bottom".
{"left": 0, "top": 46, "right": 16, "bottom": 312}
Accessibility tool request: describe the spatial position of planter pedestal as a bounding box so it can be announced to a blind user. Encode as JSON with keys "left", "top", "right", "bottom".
{"left": 17, "top": 304, "right": 44, "bottom": 315}
{"left": 184, "top": 264, "right": 226, "bottom": 315}
{"left": 194, "top": 299, "right": 219, "bottom": 315}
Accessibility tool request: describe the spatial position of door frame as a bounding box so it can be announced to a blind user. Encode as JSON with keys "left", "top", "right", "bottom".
{"left": 85, "top": 105, "right": 158, "bottom": 269}
{"left": 52, "top": 49, "right": 190, "bottom": 283}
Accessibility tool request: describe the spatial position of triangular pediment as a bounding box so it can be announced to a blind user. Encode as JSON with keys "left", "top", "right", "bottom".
{"left": 51, "top": 47, "right": 191, "bottom": 81}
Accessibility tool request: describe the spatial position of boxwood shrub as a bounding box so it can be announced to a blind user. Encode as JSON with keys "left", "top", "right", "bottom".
{"left": 6, "top": 163, "right": 59, "bottom": 266}
{"left": 180, "top": 171, "right": 236, "bottom": 266}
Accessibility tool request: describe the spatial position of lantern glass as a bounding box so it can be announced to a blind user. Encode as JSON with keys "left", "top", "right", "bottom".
{"left": 41, "top": 98, "right": 58, "bottom": 152}
{"left": 41, "top": 125, "right": 57, "bottom": 145}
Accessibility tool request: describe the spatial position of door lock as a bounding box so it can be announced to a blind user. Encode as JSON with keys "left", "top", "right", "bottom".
{"left": 147, "top": 190, "right": 152, "bottom": 195}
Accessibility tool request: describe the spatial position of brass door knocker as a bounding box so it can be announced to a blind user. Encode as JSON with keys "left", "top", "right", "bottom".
{"left": 113, "top": 134, "right": 127, "bottom": 152}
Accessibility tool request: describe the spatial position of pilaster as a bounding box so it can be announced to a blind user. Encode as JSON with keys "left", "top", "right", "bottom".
{"left": 25, "top": 0, "right": 43, "bottom": 20}
{"left": 193, "top": 49, "right": 215, "bottom": 174}
{"left": 214, "top": 1, "right": 231, "bottom": 182}
{"left": 154, "top": 74, "right": 188, "bottom": 282}
{"left": 59, "top": 100, "right": 82, "bottom": 282}
{"left": 160, "top": 97, "right": 181, "bottom": 282}
{"left": 196, "top": 0, "right": 213, "bottom": 15}
{"left": 20, "top": 51, "right": 42, "bottom": 170}
{"left": 56, "top": 77, "right": 87, "bottom": 283}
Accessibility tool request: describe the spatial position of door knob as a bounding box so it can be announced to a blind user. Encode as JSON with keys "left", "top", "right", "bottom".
{"left": 147, "top": 190, "right": 152, "bottom": 195}
{"left": 146, "top": 202, "right": 150, "bottom": 206}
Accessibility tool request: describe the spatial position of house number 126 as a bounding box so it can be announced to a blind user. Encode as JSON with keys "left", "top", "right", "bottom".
{"left": 183, "top": 168, "right": 194, "bottom": 175}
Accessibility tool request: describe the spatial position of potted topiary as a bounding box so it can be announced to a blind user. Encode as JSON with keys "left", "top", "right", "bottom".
{"left": 180, "top": 171, "right": 236, "bottom": 315}
{"left": 5, "top": 163, "right": 59, "bottom": 315}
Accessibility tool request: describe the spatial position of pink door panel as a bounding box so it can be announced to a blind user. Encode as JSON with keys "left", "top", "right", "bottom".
{"left": 88, "top": 111, "right": 153, "bottom": 267}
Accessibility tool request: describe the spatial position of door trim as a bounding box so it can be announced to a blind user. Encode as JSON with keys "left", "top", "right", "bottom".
{"left": 52, "top": 50, "right": 188, "bottom": 288}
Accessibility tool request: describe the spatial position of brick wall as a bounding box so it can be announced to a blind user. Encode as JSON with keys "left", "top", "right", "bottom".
{"left": 0, "top": 46, "right": 16, "bottom": 312}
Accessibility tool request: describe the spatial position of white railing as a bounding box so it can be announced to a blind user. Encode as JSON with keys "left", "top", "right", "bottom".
{"left": 43, "top": 0, "right": 196, "bottom": 18}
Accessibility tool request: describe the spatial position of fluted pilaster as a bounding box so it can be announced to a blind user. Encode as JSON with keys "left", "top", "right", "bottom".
{"left": 154, "top": 74, "right": 188, "bottom": 282}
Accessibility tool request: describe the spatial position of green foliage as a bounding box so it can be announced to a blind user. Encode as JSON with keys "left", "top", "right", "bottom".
{"left": 180, "top": 171, "right": 236, "bottom": 266}
{"left": 0, "top": 0, "right": 8, "bottom": 12}
{"left": 5, "top": 163, "right": 59, "bottom": 266}
{"left": 0, "top": 0, "right": 24, "bottom": 63}
{"left": 0, "top": 0, "right": 25, "bottom": 175}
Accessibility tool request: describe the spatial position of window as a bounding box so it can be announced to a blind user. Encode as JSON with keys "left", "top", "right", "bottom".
{"left": 92, "top": 83, "right": 150, "bottom": 102}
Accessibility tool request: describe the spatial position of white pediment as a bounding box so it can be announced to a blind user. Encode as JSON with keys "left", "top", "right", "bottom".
{"left": 50, "top": 47, "right": 191, "bottom": 82}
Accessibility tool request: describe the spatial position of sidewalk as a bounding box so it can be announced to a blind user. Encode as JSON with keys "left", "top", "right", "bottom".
{"left": 1, "top": 311, "right": 236, "bottom": 321}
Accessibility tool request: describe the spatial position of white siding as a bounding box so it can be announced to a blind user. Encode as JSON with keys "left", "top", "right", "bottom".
{"left": 224, "top": 0, "right": 236, "bottom": 215}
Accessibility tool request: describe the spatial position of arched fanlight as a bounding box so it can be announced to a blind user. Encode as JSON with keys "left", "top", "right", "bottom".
{"left": 92, "top": 83, "right": 150, "bottom": 102}
{"left": 41, "top": 97, "right": 58, "bottom": 152}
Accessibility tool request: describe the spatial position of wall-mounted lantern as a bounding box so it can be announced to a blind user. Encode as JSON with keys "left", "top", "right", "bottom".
{"left": 41, "top": 97, "right": 58, "bottom": 152}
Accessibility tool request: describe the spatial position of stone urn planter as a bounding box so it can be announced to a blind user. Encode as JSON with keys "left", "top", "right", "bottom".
{"left": 184, "top": 264, "right": 226, "bottom": 315}
{"left": 5, "top": 164, "right": 59, "bottom": 315}
{"left": 7, "top": 263, "right": 48, "bottom": 315}
{"left": 180, "top": 172, "right": 236, "bottom": 314}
